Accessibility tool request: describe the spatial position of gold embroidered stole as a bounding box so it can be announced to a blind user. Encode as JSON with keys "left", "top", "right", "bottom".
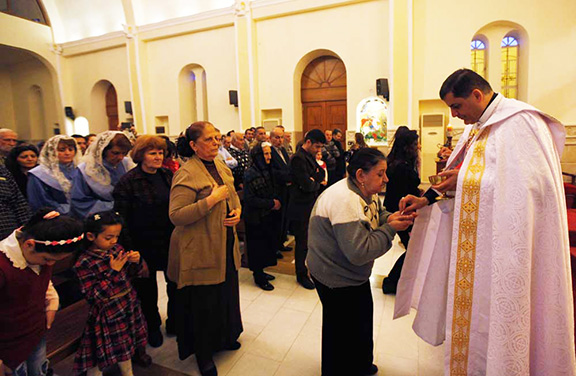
{"left": 449, "top": 127, "right": 491, "bottom": 375}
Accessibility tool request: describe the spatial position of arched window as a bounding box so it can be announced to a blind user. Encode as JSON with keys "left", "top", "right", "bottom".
{"left": 501, "top": 36, "right": 518, "bottom": 99}
{"left": 471, "top": 39, "right": 486, "bottom": 78}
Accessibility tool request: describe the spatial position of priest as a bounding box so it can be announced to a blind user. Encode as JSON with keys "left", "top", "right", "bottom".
{"left": 396, "top": 68, "right": 575, "bottom": 375}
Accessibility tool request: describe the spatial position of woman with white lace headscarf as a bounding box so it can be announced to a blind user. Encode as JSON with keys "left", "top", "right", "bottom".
{"left": 27, "top": 135, "right": 81, "bottom": 214}
{"left": 70, "top": 131, "right": 134, "bottom": 219}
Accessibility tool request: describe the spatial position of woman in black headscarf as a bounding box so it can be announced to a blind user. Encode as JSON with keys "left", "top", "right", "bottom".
{"left": 242, "top": 142, "right": 281, "bottom": 290}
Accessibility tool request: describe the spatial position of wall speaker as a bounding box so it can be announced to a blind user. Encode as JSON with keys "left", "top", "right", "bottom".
{"left": 124, "top": 101, "right": 133, "bottom": 115}
{"left": 376, "top": 78, "right": 389, "bottom": 101}
{"left": 64, "top": 106, "right": 75, "bottom": 120}
{"left": 229, "top": 90, "right": 238, "bottom": 107}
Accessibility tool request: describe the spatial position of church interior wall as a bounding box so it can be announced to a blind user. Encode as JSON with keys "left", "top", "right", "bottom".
{"left": 0, "top": 70, "right": 16, "bottom": 130}
{"left": 255, "top": 0, "right": 389, "bottom": 133}
{"left": 144, "top": 25, "right": 239, "bottom": 136}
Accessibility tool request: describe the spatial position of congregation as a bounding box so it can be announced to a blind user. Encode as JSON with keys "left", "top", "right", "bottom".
{"left": 0, "top": 68, "right": 574, "bottom": 376}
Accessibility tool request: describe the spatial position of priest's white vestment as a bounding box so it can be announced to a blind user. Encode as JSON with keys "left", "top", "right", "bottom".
{"left": 395, "top": 94, "right": 576, "bottom": 375}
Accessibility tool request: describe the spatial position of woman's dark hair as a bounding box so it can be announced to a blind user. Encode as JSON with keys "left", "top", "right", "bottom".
{"left": 84, "top": 211, "right": 124, "bottom": 239}
{"left": 102, "top": 133, "right": 132, "bottom": 158}
{"left": 6, "top": 143, "right": 38, "bottom": 172}
{"left": 387, "top": 128, "right": 419, "bottom": 169}
{"left": 346, "top": 147, "right": 386, "bottom": 178}
{"left": 160, "top": 136, "right": 178, "bottom": 159}
{"left": 17, "top": 208, "right": 84, "bottom": 254}
{"left": 354, "top": 133, "right": 368, "bottom": 148}
{"left": 176, "top": 121, "right": 213, "bottom": 157}
{"left": 58, "top": 138, "right": 78, "bottom": 153}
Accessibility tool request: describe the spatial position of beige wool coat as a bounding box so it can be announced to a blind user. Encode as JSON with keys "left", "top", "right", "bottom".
{"left": 167, "top": 154, "right": 241, "bottom": 288}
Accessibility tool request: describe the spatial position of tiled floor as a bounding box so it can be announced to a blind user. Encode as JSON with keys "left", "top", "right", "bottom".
{"left": 145, "top": 237, "right": 444, "bottom": 376}
{"left": 53, "top": 237, "right": 445, "bottom": 375}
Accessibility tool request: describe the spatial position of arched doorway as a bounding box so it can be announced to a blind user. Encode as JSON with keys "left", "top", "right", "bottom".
{"left": 105, "top": 85, "right": 118, "bottom": 130}
{"left": 301, "top": 56, "right": 347, "bottom": 135}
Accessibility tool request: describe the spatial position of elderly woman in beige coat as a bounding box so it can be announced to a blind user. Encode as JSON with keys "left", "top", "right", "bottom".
{"left": 168, "top": 121, "right": 243, "bottom": 376}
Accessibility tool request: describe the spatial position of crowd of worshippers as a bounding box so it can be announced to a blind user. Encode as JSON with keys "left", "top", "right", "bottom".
{"left": 0, "top": 122, "right": 400, "bottom": 376}
{"left": 2, "top": 69, "right": 574, "bottom": 376}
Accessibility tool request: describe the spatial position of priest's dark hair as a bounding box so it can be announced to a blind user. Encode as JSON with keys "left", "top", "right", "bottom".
{"left": 440, "top": 68, "right": 493, "bottom": 100}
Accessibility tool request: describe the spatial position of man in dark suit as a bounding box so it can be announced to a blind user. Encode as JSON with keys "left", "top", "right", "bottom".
{"left": 287, "top": 129, "right": 326, "bottom": 289}
{"left": 270, "top": 126, "right": 292, "bottom": 258}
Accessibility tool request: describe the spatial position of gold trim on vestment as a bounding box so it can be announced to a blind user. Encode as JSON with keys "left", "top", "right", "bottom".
{"left": 449, "top": 128, "right": 490, "bottom": 375}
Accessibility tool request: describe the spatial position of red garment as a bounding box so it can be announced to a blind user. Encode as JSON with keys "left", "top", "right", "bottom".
{"left": 73, "top": 244, "right": 147, "bottom": 375}
{"left": 162, "top": 158, "right": 180, "bottom": 173}
{"left": 0, "top": 252, "right": 52, "bottom": 369}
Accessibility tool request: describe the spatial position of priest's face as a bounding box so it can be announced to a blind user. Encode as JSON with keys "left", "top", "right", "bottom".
{"left": 443, "top": 89, "right": 485, "bottom": 124}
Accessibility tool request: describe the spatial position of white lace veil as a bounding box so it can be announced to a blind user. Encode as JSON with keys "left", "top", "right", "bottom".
{"left": 81, "top": 131, "right": 130, "bottom": 186}
{"left": 38, "top": 135, "right": 82, "bottom": 194}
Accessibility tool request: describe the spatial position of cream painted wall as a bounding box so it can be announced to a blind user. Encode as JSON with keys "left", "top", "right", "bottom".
{"left": 0, "top": 70, "right": 16, "bottom": 130}
{"left": 63, "top": 47, "right": 131, "bottom": 134}
{"left": 255, "top": 0, "right": 389, "bottom": 132}
{"left": 144, "top": 26, "right": 239, "bottom": 135}
{"left": 413, "top": 0, "right": 576, "bottom": 126}
{"left": 132, "top": 0, "right": 233, "bottom": 26}
{"left": 8, "top": 59, "right": 59, "bottom": 141}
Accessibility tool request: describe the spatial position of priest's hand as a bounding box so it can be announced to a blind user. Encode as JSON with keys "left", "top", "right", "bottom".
{"left": 433, "top": 169, "right": 459, "bottom": 193}
{"left": 387, "top": 211, "right": 417, "bottom": 231}
{"left": 399, "top": 195, "right": 428, "bottom": 214}
{"left": 46, "top": 310, "right": 56, "bottom": 329}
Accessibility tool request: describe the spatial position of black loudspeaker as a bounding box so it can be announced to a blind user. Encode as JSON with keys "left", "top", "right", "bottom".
{"left": 376, "top": 78, "right": 389, "bottom": 101}
{"left": 124, "top": 101, "right": 133, "bottom": 115}
{"left": 64, "top": 106, "right": 75, "bottom": 120}
{"left": 229, "top": 90, "right": 238, "bottom": 107}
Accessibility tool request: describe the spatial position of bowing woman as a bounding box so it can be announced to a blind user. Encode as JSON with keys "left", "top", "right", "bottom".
{"left": 28, "top": 135, "right": 81, "bottom": 214}
{"left": 168, "top": 121, "right": 243, "bottom": 376}
{"left": 71, "top": 131, "right": 134, "bottom": 218}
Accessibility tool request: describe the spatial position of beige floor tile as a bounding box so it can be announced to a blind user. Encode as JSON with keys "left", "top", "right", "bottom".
{"left": 226, "top": 353, "right": 281, "bottom": 376}
{"left": 375, "top": 353, "right": 418, "bottom": 376}
{"left": 248, "top": 308, "right": 310, "bottom": 361}
{"left": 283, "top": 286, "right": 320, "bottom": 313}
{"left": 417, "top": 338, "right": 444, "bottom": 376}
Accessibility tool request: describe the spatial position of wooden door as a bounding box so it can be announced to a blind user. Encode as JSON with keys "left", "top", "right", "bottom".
{"left": 106, "top": 85, "right": 119, "bottom": 130}
{"left": 301, "top": 56, "right": 347, "bottom": 137}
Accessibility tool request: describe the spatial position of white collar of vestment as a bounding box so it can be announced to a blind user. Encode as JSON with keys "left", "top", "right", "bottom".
{"left": 0, "top": 230, "right": 41, "bottom": 275}
{"left": 478, "top": 93, "right": 503, "bottom": 127}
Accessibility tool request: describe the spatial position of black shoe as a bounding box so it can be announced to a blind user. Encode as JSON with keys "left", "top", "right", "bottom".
{"left": 197, "top": 356, "right": 217, "bottom": 376}
{"left": 280, "top": 245, "right": 292, "bottom": 252}
{"left": 263, "top": 272, "right": 276, "bottom": 281}
{"left": 256, "top": 280, "right": 275, "bottom": 291}
{"left": 381, "top": 278, "right": 397, "bottom": 295}
{"left": 363, "top": 364, "right": 378, "bottom": 375}
{"left": 224, "top": 341, "right": 242, "bottom": 351}
{"left": 276, "top": 250, "right": 284, "bottom": 259}
{"left": 148, "top": 329, "right": 164, "bottom": 348}
{"left": 132, "top": 348, "right": 152, "bottom": 367}
{"left": 297, "top": 275, "right": 315, "bottom": 290}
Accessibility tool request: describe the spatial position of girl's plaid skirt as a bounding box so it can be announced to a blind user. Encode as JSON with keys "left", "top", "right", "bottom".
{"left": 73, "top": 288, "right": 147, "bottom": 374}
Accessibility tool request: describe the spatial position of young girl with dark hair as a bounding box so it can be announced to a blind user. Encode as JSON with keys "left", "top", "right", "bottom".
{"left": 73, "top": 211, "right": 149, "bottom": 376}
{"left": 0, "top": 209, "right": 84, "bottom": 376}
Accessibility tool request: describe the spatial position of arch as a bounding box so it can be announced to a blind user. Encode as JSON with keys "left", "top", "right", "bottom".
{"left": 90, "top": 80, "right": 117, "bottom": 134}
{"left": 293, "top": 49, "right": 346, "bottom": 136}
{"left": 473, "top": 21, "right": 529, "bottom": 100}
{"left": 470, "top": 34, "right": 488, "bottom": 79}
{"left": 178, "top": 63, "right": 208, "bottom": 131}
{"left": 0, "top": 44, "right": 61, "bottom": 140}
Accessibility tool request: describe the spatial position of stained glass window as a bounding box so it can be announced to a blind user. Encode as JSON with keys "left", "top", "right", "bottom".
{"left": 501, "top": 36, "right": 518, "bottom": 99}
{"left": 356, "top": 97, "right": 388, "bottom": 146}
{"left": 471, "top": 39, "right": 486, "bottom": 78}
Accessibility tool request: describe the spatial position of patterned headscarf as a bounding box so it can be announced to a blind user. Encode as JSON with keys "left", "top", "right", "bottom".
{"left": 81, "top": 131, "right": 133, "bottom": 186}
{"left": 38, "top": 135, "right": 81, "bottom": 194}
